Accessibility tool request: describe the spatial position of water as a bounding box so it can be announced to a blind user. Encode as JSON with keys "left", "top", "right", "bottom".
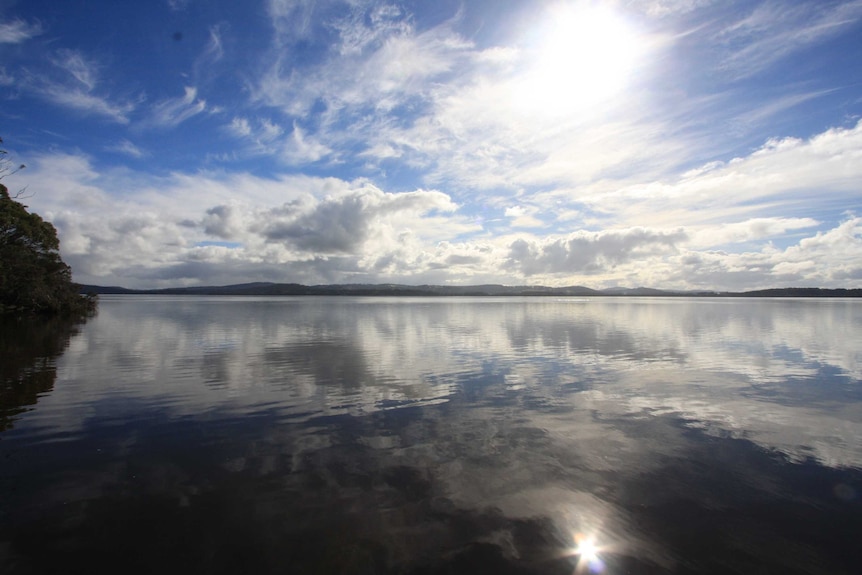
{"left": 1, "top": 296, "right": 861, "bottom": 574}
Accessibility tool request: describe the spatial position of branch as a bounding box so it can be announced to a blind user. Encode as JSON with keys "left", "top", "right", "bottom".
{"left": 12, "top": 185, "right": 33, "bottom": 199}
{"left": 0, "top": 137, "right": 29, "bottom": 194}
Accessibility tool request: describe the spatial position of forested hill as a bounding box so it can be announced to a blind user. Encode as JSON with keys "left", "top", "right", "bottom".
{"left": 79, "top": 283, "right": 862, "bottom": 298}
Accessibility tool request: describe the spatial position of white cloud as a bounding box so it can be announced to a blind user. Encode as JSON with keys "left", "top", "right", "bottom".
{"left": 504, "top": 205, "right": 544, "bottom": 228}
{"left": 359, "top": 27, "right": 471, "bottom": 100}
{"left": 192, "top": 25, "right": 226, "bottom": 84}
{"left": 305, "top": 19, "right": 677, "bottom": 193}
{"left": 0, "top": 18, "right": 42, "bottom": 43}
{"left": 106, "top": 139, "right": 149, "bottom": 158}
{"left": 784, "top": 217, "right": 862, "bottom": 275}
{"left": 625, "top": 216, "right": 862, "bottom": 290}
{"left": 626, "top": 0, "right": 717, "bottom": 17}
{"left": 728, "top": 89, "right": 836, "bottom": 131}
{"left": 0, "top": 67, "right": 13, "bottom": 85}
{"left": 574, "top": 120, "right": 862, "bottom": 229}
{"left": 34, "top": 86, "right": 135, "bottom": 124}
{"left": 228, "top": 116, "right": 287, "bottom": 156}
{"left": 149, "top": 86, "right": 207, "bottom": 127}
{"left": 52, "top": 49, "right": 98, "bottom": 90}
{"left": 250, "top": 1, "right": 688, "bottom": 192}
{"left": 283, "top": 123, "right": 330, "bottom": 164}
{"left": 14, "top": 107, "right": 862, "bottom": 291}
{"left": 715, "top": 1, "right": 862, "bottom": 78}
{"left": 18, "top": 152, "right": 472, "bottom": 287}
{"left": 167, "top": 0, "right": 191, "bottom": 11}
{"left": 227, "top": 116, "right": 329, "bottom": 163}
{"left": 202, "top": 204, "right": 247, "bottom": 240}
{"left": 204, "top": 25, "right": 225, "bottom": 62}
{"left": 229, "top": 117, "right": 252, "bottom": 137}
{"left": 689, "top": 217, "right": 819, "bottom": 247}
{"left": 329, "top": 3, "right": 411, "bottom": 56}
{"left": 259, "top": 185, "right": 458, "bottom": 254}
{"left": 302, "top": 1, "right": 856, "bottom": 202}
{"left": 256, "top": 5, "right": 473, "bottom": 121}
{"left": 507, "top": 227, "right": 688, "bottom": 277}
{"left": 267, "top": 0, "right": 319, "bottom": 40}
{"left": 23, "top": 50, "right": 137, "bottom": 123}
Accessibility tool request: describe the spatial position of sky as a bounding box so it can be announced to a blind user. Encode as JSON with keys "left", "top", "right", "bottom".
{"left": 1, "top": 0, "right": 861, "bottom": 290}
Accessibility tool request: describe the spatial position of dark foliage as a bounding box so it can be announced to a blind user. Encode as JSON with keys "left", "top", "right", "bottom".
{"left": 0, "top": 183, "right": 96, "bottom": 316}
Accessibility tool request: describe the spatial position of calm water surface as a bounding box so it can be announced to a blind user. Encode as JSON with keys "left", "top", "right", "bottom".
{"left": 1, "top": 296, "right": 861, "bottom": 574}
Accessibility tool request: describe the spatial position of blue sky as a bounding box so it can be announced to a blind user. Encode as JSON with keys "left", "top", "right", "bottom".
{"left": 2, "top": 0, "right": 861, "bottom": 289}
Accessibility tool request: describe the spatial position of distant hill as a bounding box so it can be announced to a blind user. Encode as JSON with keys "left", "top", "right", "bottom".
{"left": 78, "top": 283, "right": 862, "bottom": 298}
{"left": 729, "top": 287, "right": 862, "bottom": 297}
{"left": 79, "top": 282, "right": 598, "bottom": 297}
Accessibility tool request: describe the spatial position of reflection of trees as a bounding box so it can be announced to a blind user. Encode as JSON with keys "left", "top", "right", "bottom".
{"left": 0, "top": 316, "right": 85, "bottom": 431}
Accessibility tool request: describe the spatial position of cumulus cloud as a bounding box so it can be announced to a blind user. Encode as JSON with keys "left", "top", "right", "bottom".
{"left": 507, "top": 227, "right": 688, "bottom": 276}
{"left": 259, "top": 186, "right": 458, "bottom": 254}
{"left": 783, "top": 217, "right": 862, "bottom": 278}
{"left": 634, "top": 216, "right": 862, "bottom": 290}
{"left": 17, "top": 151, "right": 471, "bottom": 287}
{"left": 264, "top": 195, "right": 373, "bottom": 253}
{"left": 202, "top": 204, "right": 246, "bottom": 240}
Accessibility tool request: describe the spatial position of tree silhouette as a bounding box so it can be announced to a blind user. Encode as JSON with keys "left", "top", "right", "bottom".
{"left": 0, "top": 139, "right": 96, "bottom": 316}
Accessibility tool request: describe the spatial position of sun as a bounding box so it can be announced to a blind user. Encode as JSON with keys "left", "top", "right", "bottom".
{"left": 571, "top": 533, "right": 607, "bottom": 573}
{"left": 575, "top": 537, "right": 599, "bottom": 561}
{"left": 511, "top": 2, "right": 643, "bottom": 117}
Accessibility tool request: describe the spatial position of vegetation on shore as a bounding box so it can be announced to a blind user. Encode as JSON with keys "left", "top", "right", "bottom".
{"left": 0, "top": 140, "right": 96, "bottom": 317}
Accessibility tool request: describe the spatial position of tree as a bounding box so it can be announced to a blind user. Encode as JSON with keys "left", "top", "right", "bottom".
{"left": 0, "top": 140, "right": 96, "bottom": 316}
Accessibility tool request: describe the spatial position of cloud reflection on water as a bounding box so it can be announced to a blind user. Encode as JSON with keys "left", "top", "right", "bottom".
{"left": 3, "top": 296, "right": 861, "bottom": 573}
{"left": 47, "top": 296, "right": 862, "bottom": 467}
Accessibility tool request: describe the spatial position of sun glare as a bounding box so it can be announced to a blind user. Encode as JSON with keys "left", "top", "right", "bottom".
{"left": 571, "top": 533, "right": 606, "bottom": 573}
{"left": 576, "top": 537, "right": 599, "bottom": 561}
{"left": 512, "top": 2, "right": 643, "bottom": 118}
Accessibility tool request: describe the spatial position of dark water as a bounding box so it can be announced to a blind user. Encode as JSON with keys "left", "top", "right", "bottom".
{"left": 1, "top": 296, "right": 861, "bottom": 574}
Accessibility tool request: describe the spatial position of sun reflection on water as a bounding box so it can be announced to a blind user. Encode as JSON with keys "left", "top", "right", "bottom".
{"left": 571, "top": 533, "right": 606, "bottom": 574}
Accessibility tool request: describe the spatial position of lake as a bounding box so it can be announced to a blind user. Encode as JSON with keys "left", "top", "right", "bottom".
{"left": 1, "top": 296, "right": 861, "bottom": 574}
